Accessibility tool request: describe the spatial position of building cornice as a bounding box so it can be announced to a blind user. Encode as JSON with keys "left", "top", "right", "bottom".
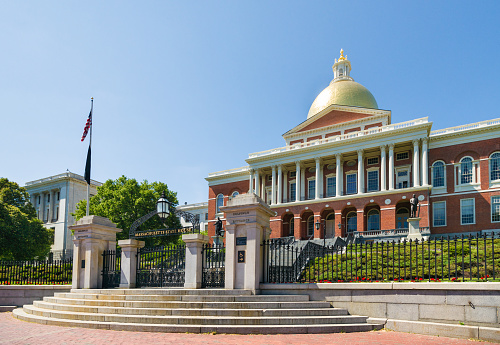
{"left": 429, "top": 118, "right": 500, "bottom": 149}
{"left": 25, "top": 172, "right": 102, "bottom": 190}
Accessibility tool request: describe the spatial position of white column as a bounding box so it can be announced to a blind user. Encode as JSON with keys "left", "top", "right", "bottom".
{"left": 249, "top": 169, "right": 254, "bottom": 193}
{"left": 295, "top": 161, "right": 301, "bottom": 202}
{"left": 271, "top": 166, "right": 276, "bottom": 205}
{"left": 277, "top": 165, "right": 282, "bottom": 204}
{"left": 315, "top": 158, "right": 321, "bottom": 200}
{"left": 283, "top": 168, "right": 288, "bottom": 203}
{"left": 300, "top": 166, "right": 305, "bottom": 201}
{"left": 255, "top": 170, "right": 260, "bottom": 196}
{"left": 388, "top": 144, "right": 395, "bottom": 190}
{"left": 49, "top": 190, "right": 54, "bottom": 222}
{"left": 380, "top": 146, "right": 387, "bottom": 191}
{"left": 336, "top": 153, "right": 342, "bottom": 197}
{"left": 421, "top": 138, "right": 429, "bottom": 186}
{"left": 357, "top": 149, "right": 364, "bottom": 194}
{"left": 413, "top": 139, "right": 420, "bottom": 187}
{"left": 41, "top": 192, "right": 46, "bottom": 222}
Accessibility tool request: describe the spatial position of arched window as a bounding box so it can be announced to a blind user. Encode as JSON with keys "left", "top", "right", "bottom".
{"left": 216, "top": 194, "right": 224, "bottom": 214}
{"left": 432, "top": 161, "right": 445, "bottom": 187}
{"left": 460, "top": 157, "right": 473, "bottom": 184}
{"left": 396, "top": 208, "right": 409, "bottom": 229}
{"left": 490, "top": 152, "right": 500, "bottom": 181}
{"left": 231, "top": 191, "right": 239, "bottom": 198}
{"left": 307, "top": 216, "right": 314, "bottom": 237}
{"left": 367, "top": 209, "right": 380, "bottom": 231}
{"left": 346, "top": 212, "right": 357, "bottom": 232}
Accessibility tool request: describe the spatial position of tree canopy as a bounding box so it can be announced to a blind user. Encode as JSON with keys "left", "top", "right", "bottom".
{"left": 0, "top": 178, "right": 53, "bottom": 260}
{"left": 73, "top": 176, "right": 181, "bottom": 244}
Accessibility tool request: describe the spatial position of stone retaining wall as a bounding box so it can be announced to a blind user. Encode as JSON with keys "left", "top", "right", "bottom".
{"left": 0, "top": 285, "right": 71, "bottom": 307}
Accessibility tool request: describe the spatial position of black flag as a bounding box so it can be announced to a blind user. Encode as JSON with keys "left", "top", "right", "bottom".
{"left": 84, "top": 145, "right": 91, "bottom": 185}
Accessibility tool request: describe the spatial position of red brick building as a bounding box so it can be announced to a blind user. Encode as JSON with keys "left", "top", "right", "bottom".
{"left": 206, "top": 50, "right": 500, "bottom": 240}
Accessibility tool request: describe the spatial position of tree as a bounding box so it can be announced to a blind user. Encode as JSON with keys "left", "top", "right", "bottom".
{"left": 73, "top": 176, "right": 181, "bottom": 244}
{"left": 0, "top": 178, "right": 53, "bottom": 260}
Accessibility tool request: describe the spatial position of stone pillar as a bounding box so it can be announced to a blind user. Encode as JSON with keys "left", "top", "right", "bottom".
{"left": 271, "top": 166, "right": 276, "bottom": 205}
{"left": 380, "top": 145, "right": 387, "bottom": 191}
{"left": 248, "top": 169, "right": 254, "bottom": 193}
{"left": 295, "top": 161, "right": 301, "bottom": 202}
{"left": 336, "top": 153, "right": 342, "bottom": 197}
{"left": 357, "top": 149, "right": 364, "bottom": 194}
{"left": 183, "top": 233, "right": 209, "bottom": 288}
{"left": 422, "top": 138, "right": 429, "bottom": 186}
{"left": 255, "top": 170, "right": 260, "bottom": 197}
{"left": 70, "top": 216, "right": 122, "bottom": 289}
{"left": 407, "top": 217, "right": 423, "bottom": 241}
{"left": 118, "top": 239, "right": 144, "bottom": 288}
{"left": 40, "top": 192, "right": 46, "bottom": 221}
{"left": 283, "top": 168, "right": 288, "bottom": 203}
{"left": 48, "top": 191, "right": 54, "bottom": 222}
{"left": 277, "top": 165, "right": 282, "bottom": 204}
{"left": 389, "top": 144, "right": 395, "bottom": 190}
{"left": 315, "top": 158, "right": 321, "bottom": 200}
{"left": 413, "top": 139, "right": 420, "bottom": 187}
{"left": 221, "top": 193, "right": 274, "bottom": 293}
{"left": 300, "top": 166, "right": 305, "bottom": 201}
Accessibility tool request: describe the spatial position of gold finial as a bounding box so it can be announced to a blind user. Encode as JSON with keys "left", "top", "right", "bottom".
{"left": 338, "top": 49, "right": 347, "bottom": 61}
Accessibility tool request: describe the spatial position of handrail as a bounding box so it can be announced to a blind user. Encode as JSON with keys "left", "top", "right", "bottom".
{"left": 430, "top": 117, "right": 500, "bottom": 136}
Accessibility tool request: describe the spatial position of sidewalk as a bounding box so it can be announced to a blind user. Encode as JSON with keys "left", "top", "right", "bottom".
{"left": 0, "top": 312, "right": 496, "bottom": 345}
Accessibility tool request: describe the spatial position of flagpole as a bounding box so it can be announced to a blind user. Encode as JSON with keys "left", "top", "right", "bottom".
{"left": 86, "top": 97, "right": 93, "bottom": 217}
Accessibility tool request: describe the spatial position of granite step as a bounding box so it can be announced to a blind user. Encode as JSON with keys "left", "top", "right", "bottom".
{"left": 70, "top": 288, "right": 253, "bottom": 296}
{"left": 54, "top": 293, "right": 309, "bottom": 302}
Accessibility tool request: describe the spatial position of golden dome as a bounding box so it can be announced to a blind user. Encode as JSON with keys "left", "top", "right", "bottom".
{"left": 307, "top": 80, "right": 378, "bottom": 118}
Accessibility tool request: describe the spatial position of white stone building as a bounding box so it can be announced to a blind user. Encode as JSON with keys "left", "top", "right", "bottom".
{"left": 25, "top": 172, "right": 102, "bottom": 258}
{"left": 176, "top": 202, "right": 209, "bottom": 233}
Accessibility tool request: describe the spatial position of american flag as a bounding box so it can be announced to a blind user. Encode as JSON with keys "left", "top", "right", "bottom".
{"left": 81, "top": 110, "right": 92, "bottom": 141}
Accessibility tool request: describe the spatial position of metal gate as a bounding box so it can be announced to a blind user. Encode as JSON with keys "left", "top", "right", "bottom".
{"left": 102, "top": 249, "right": 121, "bottom": 288}
{"left": 136, "top": 244, "right": 185, "bottom": 287}
{"left": 202, "top": 243, "right": 225, "bottom": 288}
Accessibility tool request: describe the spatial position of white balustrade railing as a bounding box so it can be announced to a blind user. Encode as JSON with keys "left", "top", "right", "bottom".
{"left": 430, "top": 117, "right": 500, "bottom": 136}
{"left": 207, "top": 166, "right": 249, "bottom": 178}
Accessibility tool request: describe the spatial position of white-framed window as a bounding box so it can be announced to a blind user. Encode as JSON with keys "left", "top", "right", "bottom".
{"left": 492, "top": 196, "right": 500, "bottom": 222}
{"left": 367, "top": 157, "right": 379, "bottom": 165}
{"left": 308, "top": 179, "right": 315, "bottom": 199}
{"left": 433, "top": 201, "right": 446, "bottom": 227}
{"left": 346, "top": 173, "right": 357, "bottom": 194}
{"left": 346, "top": 211, "right": 357, "bottom": 232}
{"left": 290, "top": 171, "right": 296, "bottom": 178}
{"left": 396, "top": 167, "right": 410, "bottom": 189}
{"left": 266, "top": 188, "right": 272, "bottom": 205}
{"left": 490, "top": 152, "right": 500, "bottom": 182}
{"left": 307, "top": 216, "right": 314, "bottom": 237}
{"left": 396, "top": 152, "right": 409, "bottom": 160}
{"left": 290, "top": 182, "right": 296, "bottom": 201}
{"left": 460, "top": 157, "right": 473, "bottom": 184}
{"left": 432, "top": 161, "right": 445, "bottom": 187}
{"left": 326, "top": 175, "right": 336, "bottom": 197}
{"left": 367, "top": 209, "right": 380, "bottom": 231}
{"left": 367, "top": 169, "right": 379, "bottom": 192}
{"left": 216, "top": 194, "right": 224, "bottom": 214}
{"left": 460, "top": 198, "right": 475, "bottom": 225}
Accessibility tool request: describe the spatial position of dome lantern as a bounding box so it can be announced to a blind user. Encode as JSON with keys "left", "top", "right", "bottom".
{"left": 332, "top": 49, "right": 353, "bottom": 82}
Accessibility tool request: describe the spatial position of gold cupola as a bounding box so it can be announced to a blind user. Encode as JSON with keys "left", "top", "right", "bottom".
{"left": 307, "top": 49, "right": 378, "bottom": 119}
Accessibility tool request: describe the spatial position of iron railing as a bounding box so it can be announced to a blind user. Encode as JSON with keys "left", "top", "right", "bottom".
{"left": 202, "top": 243, "right": 225, "bottom": 288}
{"left": 0, "top": 259, "right": 72, "bottom": 285}
{"left": 263, "top": 233, "right": 500, "bottom": 283}
{"left": 102, "top": 249, "right": 121, "bottom": 288}
{"left": 136, "top": 244, "right": 186, "bottom": 287}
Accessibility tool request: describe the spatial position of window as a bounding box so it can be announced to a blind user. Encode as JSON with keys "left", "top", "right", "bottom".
{"left": 460, "top": 157, "right": 473, "bottom": 184}
{"left": 397, "top": 170, "right": 409, "bottom": 189}
{"left": 367, "top": 170, "right": 379, "bottom": 192}
{"left": 307, "top": 216, "right": 314, "bottom": 237}
{"left": 57, "top": 192, "right": 60, "bottom": 201}
{"left": 490, "top": 153, "right": 500, "bottom": 181}
{"left": 290, "top": 171, "right": 296, "bottom": 178}
{"left": 290, "top": 182, "right": 296, "bottom": 201}
{"left": 266, "top": 189, "right": 272, "bottom": 205}
{"left": 232, "top": 191, "right": 239, "bottom": 198}
{"left": 54, "top": 206, "right": 59, "bottom": 221}
{"left": 205, "top": 213, "right": 208, "bottom": 221}
{"left": 216, "top": 194, "right": 224, "bottom": 213}
{"left": 397, "top": 208, "right": 409, "bottom": 229}
{"left": 205, "top": 224, "right": 208, "bottom": 232}
{"left": 290, "top": 219, "right": 294, "bottom": 236}
{"left": 346, "top": 173, "right": 357, "bottom": 194}
{"left": 45, "top": 208, "right": 50, "bottom": 222}
{"left": 433, "top": 201, "right": 446, "bottom": 227}
{"left": 37, "top": 196, "right": 40, "bottom": 205}
{"left": 492, "top": 196, "right": 500, "bottom": 222}
{"left": 267, "top": 175, "right": 272, "bottom": 181}
{"left": 47, "top": 194, "right": 50, "bottom": 203}
{"left": 346, "top": 212, "right": 357, "bottom": 232}
{"left": 396, "top": 152, "right": 409, "bottom": 160}
{"left": 367, "top": 157, "right": 379, "bottom": 165}
{"left": 367, "top": 209, "right": 380, "bottom": 231}
{"left": 432, "top": 161, "right": 445, "bottom": 187}
{"left": 326, "top": 176, "right": 336, "bottom": 197}
{"left": 460, "top": 198, "right": 475, "bottom": 225}
{"left": 308, "top": 180, "right": 315, "bottom": 199}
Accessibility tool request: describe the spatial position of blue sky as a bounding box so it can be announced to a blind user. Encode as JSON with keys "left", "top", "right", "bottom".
{"left": 1, "top": 1, "right": 500, "bottom": 205}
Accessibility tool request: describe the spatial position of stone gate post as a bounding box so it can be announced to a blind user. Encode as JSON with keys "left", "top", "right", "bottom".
{"left": 69, "top": 216, "right": 122, "bottom": 289}
{"left": 221, "top": 193, "right": 274, "bottom": 294}
{"left": 118, "top": 239, "right": 145, "bottom": 288}
{"left": 183, "top": 233, "right": 209, "bottom": 288}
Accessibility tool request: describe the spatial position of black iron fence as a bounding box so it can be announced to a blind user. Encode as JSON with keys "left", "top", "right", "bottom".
{"left": 102, "top": 249, "right": 121, "bottom": 288}
{"left": 136, "top": 244, "right": 186, "bottom": 287}
{"left": 202, "top": 243, "right": 225, "bottom": 288}
{"left": 263, "top": 233, "right": 500, "bottom": 283}
{"left": 0, "top": 259, "right": 72, "bottom": 285}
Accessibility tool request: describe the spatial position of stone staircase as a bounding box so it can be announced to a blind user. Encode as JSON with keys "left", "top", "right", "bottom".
{"left": 13, "top": 288, "right": 383, "bottom": 334}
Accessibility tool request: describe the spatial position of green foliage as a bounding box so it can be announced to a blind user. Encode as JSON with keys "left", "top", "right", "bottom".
{"left": 0, "top": 178, "right": 53, "bottom": 260}
{"left": 73, "top": 176, "right": 181, "bottom": 245}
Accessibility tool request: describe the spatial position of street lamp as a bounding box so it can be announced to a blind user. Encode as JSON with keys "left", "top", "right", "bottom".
{"left": 156, "top": 191, "right": 170, "bottom": 221}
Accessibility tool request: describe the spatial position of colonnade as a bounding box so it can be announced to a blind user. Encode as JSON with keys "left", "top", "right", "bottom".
{"left": 31, "top": 189, "right": 60, "bottom": 222}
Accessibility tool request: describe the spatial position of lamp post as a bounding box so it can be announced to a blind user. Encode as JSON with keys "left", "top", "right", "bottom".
{"left": 156, "top": 191, "right": 170, "bottom": 222}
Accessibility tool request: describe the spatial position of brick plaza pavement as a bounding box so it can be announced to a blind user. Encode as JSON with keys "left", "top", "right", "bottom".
{"left": 0, "top": 312, "right": 496, "bottom": 345}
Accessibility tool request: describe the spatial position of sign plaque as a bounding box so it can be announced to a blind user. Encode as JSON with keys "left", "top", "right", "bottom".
{"left": 238, "top": 250, "right": 245, "bottom": 263}
{"left": 236, "top": 237, "right": 247, "bottom": 246}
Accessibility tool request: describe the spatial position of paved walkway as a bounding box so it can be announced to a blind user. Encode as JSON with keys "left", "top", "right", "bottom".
{"left": 0, "top": 312, "right": 495, "bottom": 345}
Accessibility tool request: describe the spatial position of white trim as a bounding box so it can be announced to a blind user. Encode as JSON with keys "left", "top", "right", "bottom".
{"left": 491, "top": 195, "right": 500, "bottom": 223}
{"left": 460, "top": 198, "right": 475, "bottom": 226}
{"left": 429, "top": 188, "right": 500, "bottom": 198}
{"left": 431, "top": 160, "right": 446, "bottom": 195}
{"left": 432, "top": 200, "right": 447, "bottom": 227}
{"left": 380, "top": 207, "right": 396, "bottom": 210}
